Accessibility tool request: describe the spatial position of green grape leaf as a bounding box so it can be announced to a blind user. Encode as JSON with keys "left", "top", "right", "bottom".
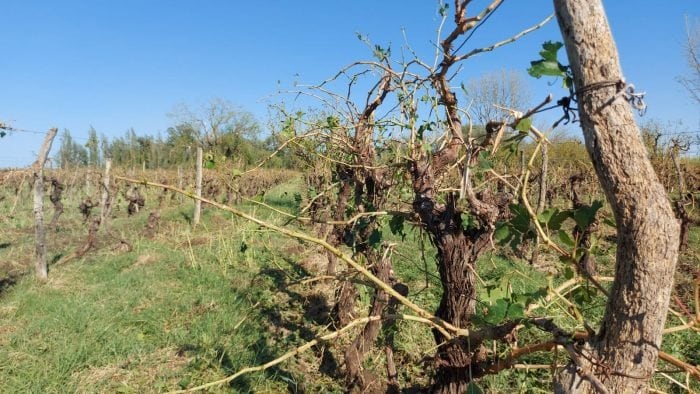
{"left": 528, "top": 41, "right": 568, "bottom": 80}
{"left": 368, "top": 229, "right": 382, "bottom": 249}
{"left": 484, "top": 299, "right": 509, "bottom": 324}
{"left": 515, "top": 117, "right": 532, "bottom": 132}
{"left": 564, "top": 265, "right": 575, "bottom": 280}
{"left": 389, "top": 215, "right": 406, "bottom": 240}
{"left": 537, "top": 208, "right": 556, "bottom": 225}
{"left": 478, "top": 150, "right": 492, "bottom": 169}
{"left": 528, "top": 60, "right": 567, "bottom": 79}
{"left": 548, "top": 209, "right": 572, "bottom": 231}
{"left": 509, "top": 204, "right": 531, "bottom": 234}
{"left": 494, "top": 223, "right": 511, "bottom": 243}
{"left": 466, "top": 382, "right": 484, "bottom": 394}
{"left": 573, "top": 200, "right": 603, "bottom": 229}
{"left": 326, "top": 116, "right": 339, "bottom": 129}
{"left": 484, "top": 298, "right": 525, "bottom": 325}
{"left": 540, "top": 41, "right": 564, "bottom": 61}
{"left": 558, "top": 230, "right": 575, "bottom": 247}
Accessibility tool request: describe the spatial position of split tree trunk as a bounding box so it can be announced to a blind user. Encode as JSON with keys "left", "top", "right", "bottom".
{"left": 33, "top": 128, "right": 58, "bottom": 282}
{"left": 553, "top": 1, "right": 680, "bottom": 392}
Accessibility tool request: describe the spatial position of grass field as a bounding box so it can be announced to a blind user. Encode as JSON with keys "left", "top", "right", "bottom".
{"left": 0, "top": 171, "right": 698, "bottom": 393}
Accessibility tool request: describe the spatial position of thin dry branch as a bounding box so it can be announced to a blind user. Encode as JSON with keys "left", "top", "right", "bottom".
{"left": 240, "top": 131, "right": 324, "bottom": 176}
{"left": 658, "top": 351, "right": 700, "bottom": 381}
{"left": 454, "top": 14, "right": 554, "bottom": 62}
{"left": 518, "top": 130, "right": 609, "bottom": 297}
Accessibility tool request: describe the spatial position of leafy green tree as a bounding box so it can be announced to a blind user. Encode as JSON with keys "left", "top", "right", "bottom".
{"left": 56, "top": 129, "right": 88, "bottom": 168}
{"left": 168, "top": 98, "right": 261, "bottom": 163}
{"left": 85, "top": 126, "right": 100, "bottom": 167}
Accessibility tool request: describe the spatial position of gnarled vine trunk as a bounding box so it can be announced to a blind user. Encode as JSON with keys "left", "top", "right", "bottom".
{"left": 553, "top": 1, "right": 680, "bottom": 392}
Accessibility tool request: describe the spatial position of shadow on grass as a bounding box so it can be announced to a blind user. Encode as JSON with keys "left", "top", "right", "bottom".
{"left": 262, "top": 192, "right": 298, "bottom": 211}
{"left": 250, "top": 263, "right": 341, "bottom": 386}
{"left": 0, "top": 275, "right": 18, "bottom": 297}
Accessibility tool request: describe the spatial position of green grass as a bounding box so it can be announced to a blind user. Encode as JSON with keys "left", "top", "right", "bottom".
{"left": 0, "top": 226, "right": 281, "bottom": 392}
{"left": 0, "top": 171, "right": 698, "bottom": 393}
{"left": 0, "top": 176, "right": 315, "bottom": 392}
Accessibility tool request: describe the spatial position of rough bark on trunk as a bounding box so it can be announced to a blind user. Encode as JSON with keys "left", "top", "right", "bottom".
{"left": 430, "top": 232, "right": 488, "bottom": 393}
{"left": 553, "top": 1, "right": 680, "bottom": 392}
{"left": 328, "top": 171, "right": 355, "bottom": 325}
{"left": 33, "top": 128, "right": 58, "bottom": 282}
{"left": 344, "top": 252, "right": 392, "bottom": 391}
{"left": 49, "top": 177, "right": 64, "bottom": 228}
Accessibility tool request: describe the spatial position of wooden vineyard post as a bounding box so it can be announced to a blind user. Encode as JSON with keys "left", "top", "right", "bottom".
{"left": 193, "top": 146, "right": 203, "bottom": 226}
{"left": 33, "top": 127, "right": 58, "bottom": 282}
{"left": 99, "top": 157, "right": 112, "bottom": 227}
{"left": 177, "top": 165, "right": 183, "bottom": 202}
{"left": 554, "top": 0, "right": 680, "bottom": 391}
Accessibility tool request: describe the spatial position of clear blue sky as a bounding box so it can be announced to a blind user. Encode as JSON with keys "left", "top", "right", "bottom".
{"left": 1, "top": 1, "right": 698, "bottom": 167}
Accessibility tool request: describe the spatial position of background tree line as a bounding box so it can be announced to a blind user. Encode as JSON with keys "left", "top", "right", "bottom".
{"left": 54, "top": 99, "right": 300, "bottom": 170}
